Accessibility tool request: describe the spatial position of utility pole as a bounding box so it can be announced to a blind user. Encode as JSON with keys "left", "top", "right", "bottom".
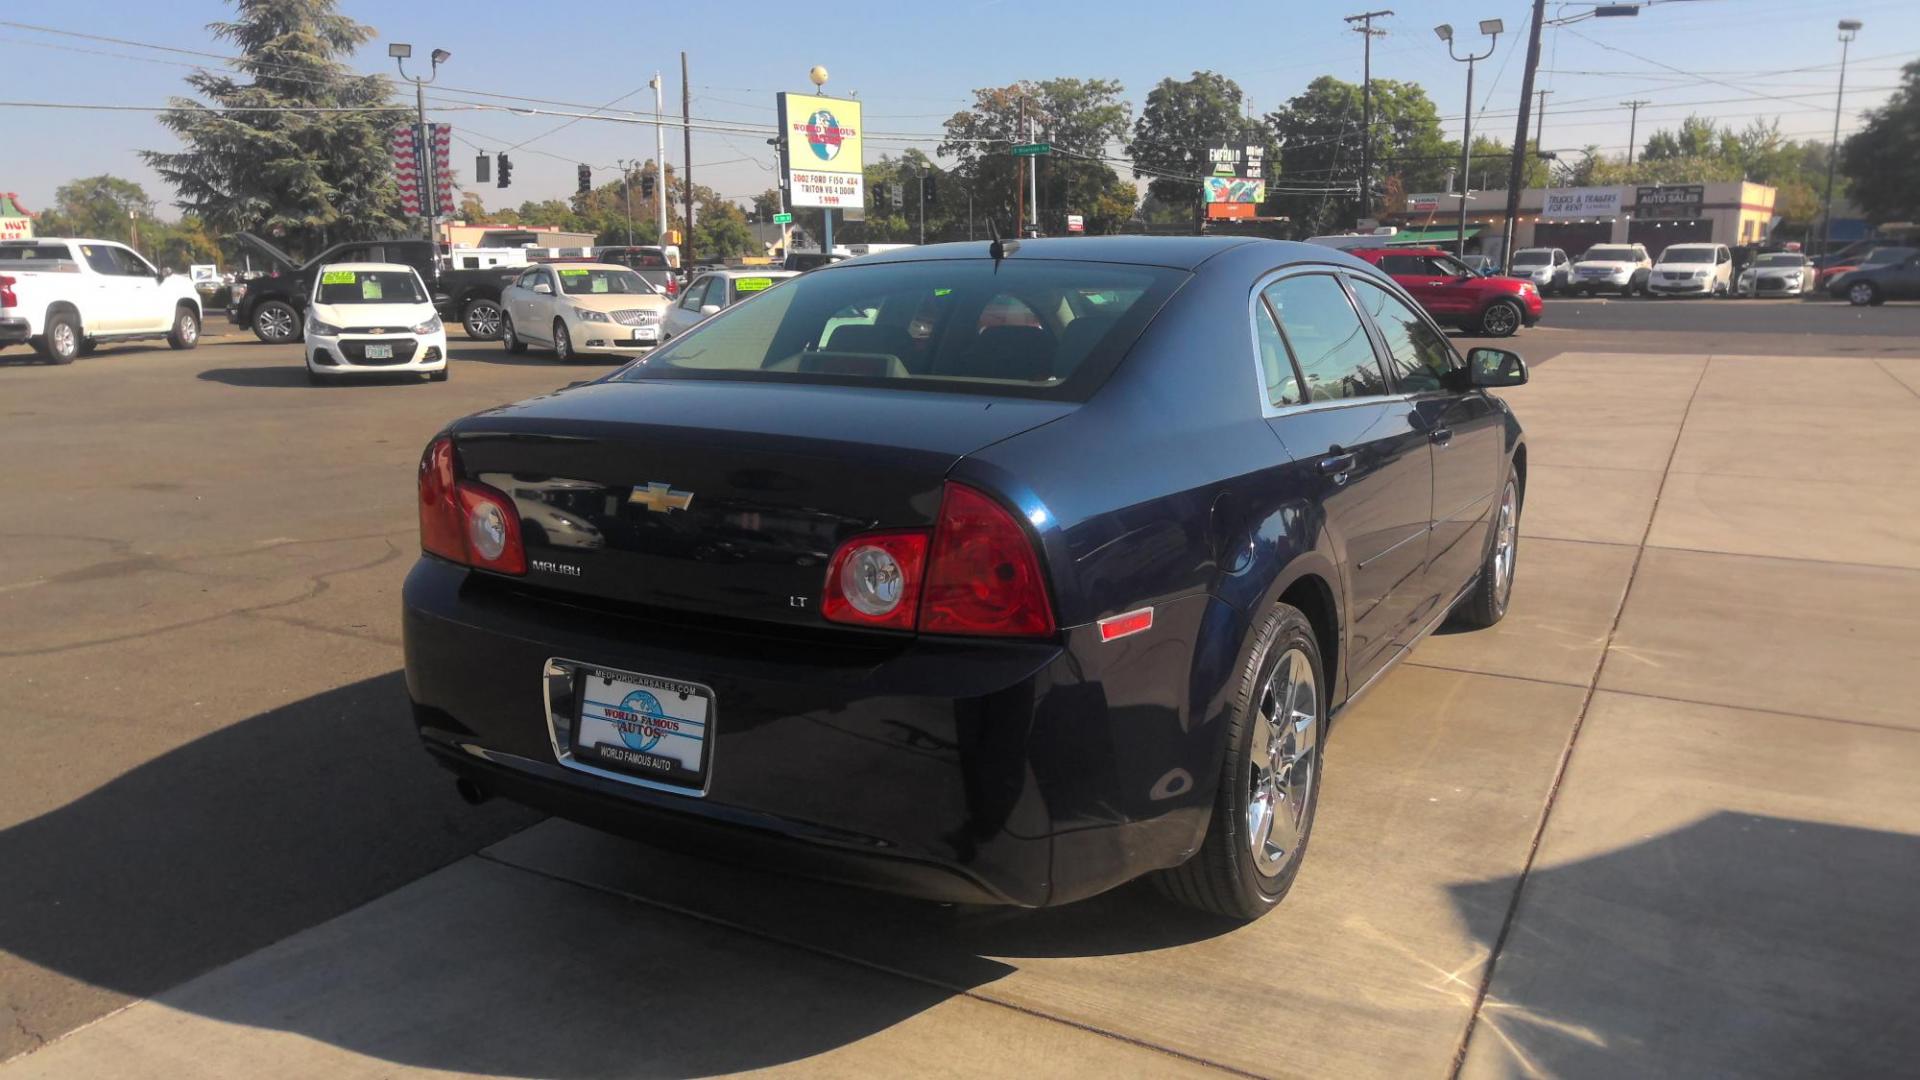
{"left": 1345, "top": 10, "right": 1393, "bottom": 224}
{"left": 1822, "top": 19, "right": 1863, "bottom": 258}
{"left": 651, "top": 74, "right": 668, "bottom": 241}
{"left": 680, "top": 52, "right": 694, "bottom": 267}
{"left": 1499, "top": 0, "right": 1546, "bottom": 271}
{"left": 1622, "top": 100, "right": 1650, "bottom": 166}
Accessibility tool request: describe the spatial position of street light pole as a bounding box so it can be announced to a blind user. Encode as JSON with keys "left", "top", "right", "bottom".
{"left": 1436, "top": 21, "right": 1501, "bottom": 259}
{"left": 1346, "top": 10, "right": 1394, "bottom": 225}
{"left": 650, "top": 74, "right": 668, "bottom": 242}
{"left": 1822, "top": 19, "right": 1862, "bottom": 258}
{"left": 618, "top": 159, "right": 635, "bottom": 246}
{"left": 390, "top": 43, "right": 451, "bottom": 243}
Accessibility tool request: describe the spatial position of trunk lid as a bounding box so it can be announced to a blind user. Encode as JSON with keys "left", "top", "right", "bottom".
{"left": 449, "top": 379, "right": 1072, "bottom": 628}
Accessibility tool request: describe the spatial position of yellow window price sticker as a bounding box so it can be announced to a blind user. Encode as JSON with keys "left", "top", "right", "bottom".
{"left": 734, "top": 277, "right": 773, "bottom": 293}
{"left": 320, "top": 270, "right": 356, "bottom": 285}
{"left": 558, "top": 268, "right": 590, "bottom": 276}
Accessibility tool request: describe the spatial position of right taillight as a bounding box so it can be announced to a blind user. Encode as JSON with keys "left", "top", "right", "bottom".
{"left": 820, "top": 482, "right": 1055, "bottom": 638}
{"left": 0, "top": 275, "right": 16, "bottom": 308}
{"left": 417, "top": 436, "right": 526, "bottom": 575}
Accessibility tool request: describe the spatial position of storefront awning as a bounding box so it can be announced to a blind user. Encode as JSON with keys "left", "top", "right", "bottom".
{"left": 1387, "top": 225, "right": 1481, "bottom": 245}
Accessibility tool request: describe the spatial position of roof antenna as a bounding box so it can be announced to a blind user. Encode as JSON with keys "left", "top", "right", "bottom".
{"left": 988, "top": 218, "right": 1018, "bottom": 261}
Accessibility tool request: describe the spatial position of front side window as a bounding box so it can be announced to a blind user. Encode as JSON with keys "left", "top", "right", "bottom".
{"left": 1348, "top": 278, "right": 1460, "bottom": 394}
{"left": 619, "top": 258, "right": 1183, "bottom": 400}
{"left": 114, "top": 246, "right": 158, "bottom": 276}
{"left": 514, "top": 269, "right": 540, "bottom": 290}
{"left": 1261, "top": 274, "right": 1386, "bottom": 403}
{"left": 679, "top": 277, "right": 711, "bottom": 310}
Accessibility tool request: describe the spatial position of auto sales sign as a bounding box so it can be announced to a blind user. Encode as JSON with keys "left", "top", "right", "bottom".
{"left": 778, "top": 93, "right": 865, "bottom": 209}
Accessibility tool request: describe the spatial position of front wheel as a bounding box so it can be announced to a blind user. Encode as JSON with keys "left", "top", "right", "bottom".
{"left": 553, "top": 320, "right": 574, "bottom": 361}
{"left": 501, "top": 314, "right": 527, "bottom": 354}
{"left": 1154, "top": 602, "right": 1325, "bottom": 921}
{"left": 1848, "top": 281, "right": 1880, "bottom": 307}
{"left": 1478, "top": 299, "right": 1523, "bottom": 338}
{"left": 1453, "top": 470, "right": 1521, "bottom": 629}
{"left": 168, "top": 305, "right": 200, "bottom": 350}
{"left": 252, "top": 301, "right": 301, "bottom": 344}
{"left": 463, "top": 299, "right": 503, "bottom": 340}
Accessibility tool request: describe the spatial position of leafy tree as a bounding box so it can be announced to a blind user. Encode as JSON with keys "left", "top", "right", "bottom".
{"left": 1266, "top": 76, "right": 1451, "bottom": 234}
{"left": 943, "top": 78, "right": 1133, "bottom": 236}
{"left": 1642, "top": 115, "right": 1721, "bottom": 161}
{"left": 143, "top": 0, "right": 409, "bottom": 259}
{"left": 456, "top": 191, "right": 487, "bottom": 221}
{"left": 1841, "top": 59, "right": 1920, "bottom": 223}
{"left": 751, "top": 189, "right": 784, "bottom": 222}
{"left": 32, "top": 174, "right": 218, "bottom": 270}
{"left": 1132, "top": 72, "right": 1268, "bottom": 232}
{"left": 1461, "top": 136, "right": 1551, "bottom": 191}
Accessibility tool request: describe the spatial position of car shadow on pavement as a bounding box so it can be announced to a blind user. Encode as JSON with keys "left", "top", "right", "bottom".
{"left": 0, "top": 672, "right": 1238, "bottom": 1075}
{"left": 444, "top": 342, "right": 629, "bottom": 369}
{"left": 196, "top": 366, "right": 440, "bottom": 389}
{"left": 1448, "top": 812, "right": 1920, "bottom": 1078}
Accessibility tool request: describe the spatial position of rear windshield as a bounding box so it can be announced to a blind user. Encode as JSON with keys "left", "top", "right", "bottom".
{"left": 616, "top": 258, "right": 1185, "bottom": 400}
{"left": 557, "top": 267, "right": 655, "bottom": 295}
{"left": 1662, "top": 246, "right": 1715, "bottom": 264}
{"left": 1584, "top": 246, "right": 1637, "bottom": 262}
{"left": 1511, "top": 251, "right": 1552, "bottom": 266}
{"left": 314, "top": 269, "right": 426, "bottom": 305}
{"left": 0, "top": 242, "right": 75, "bottom": 263}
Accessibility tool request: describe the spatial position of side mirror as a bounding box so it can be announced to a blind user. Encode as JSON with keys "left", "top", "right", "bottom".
{"left": 533, "top": 282, "right": 552, "bottom": 295}
{"left": 699, "top": 303, "right": 722, "bottom": 316}
{"left": 1467, "top": 347, "right": 1528, "bottom": 388}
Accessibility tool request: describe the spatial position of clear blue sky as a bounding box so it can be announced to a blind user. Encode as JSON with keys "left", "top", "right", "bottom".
{"left": 2, "top": 0, "right": 1915, "bottom": 220}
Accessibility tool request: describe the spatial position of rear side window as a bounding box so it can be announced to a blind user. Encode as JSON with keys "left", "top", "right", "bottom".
{"left": 1377, "top": 255, "right": 1429, "bottom": 276}
{"left": 1261, "top": 274, "right": 1387, "bottom": 402}
{"left": 1253, "top": 302, "right": 1303, "bottom": 407}
{"left": 621, "top": 259, "right": 1185, "bottom": 400}
{"left": 1348, "top": 279, "right": 1460, "bottom": 394}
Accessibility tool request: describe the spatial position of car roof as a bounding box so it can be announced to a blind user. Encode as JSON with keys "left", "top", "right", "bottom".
{"left": 317, "top": 261, "right": 420, "bottom": 273}
{"left": 837, "top": 236, "right": 1262, "bottom": 271}
{"left": 1347, "top": 246, "right": 1450, "bottom": 257}
{"left": 704, "top": 268, "right": 798, "bottom": 278}
{"left": 527, "top": 262, "right": 632, "bottom": 272}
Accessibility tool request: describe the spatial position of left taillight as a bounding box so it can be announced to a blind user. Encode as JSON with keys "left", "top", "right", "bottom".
{"left": 0, "top": 275, "right": 16, "bottom": 308}
{"left": 417, "top": 436, "right": 526, "bottom": 575}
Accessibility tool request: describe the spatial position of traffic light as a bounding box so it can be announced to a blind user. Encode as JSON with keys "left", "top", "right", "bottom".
{"left": 474, "top": 153, "right": 491, "bottom": 185}
{"left": 640, "top": 174, "right": 655, "bottom": 200}
{"left": 496, "top": 153, "right": 512, "bottom": 189}
{"left": 924, "top": 174, "right": 937, "bottom": 203}
{"left": 874, "top": 184, "right": 891, "bottom": 214}
{"left": 577, "top": 164, "right": 592, "bottom": 195}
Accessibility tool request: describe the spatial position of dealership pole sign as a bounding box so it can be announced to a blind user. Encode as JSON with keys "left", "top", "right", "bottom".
{"left": 1542, "top": 187, "right": 1623, "bottom": 220}
{"left": 1635, "top": 184, "right": 1705, "bottom": 220}
{"left": 1203, "top": 144, "right": 1267, "bottom": 205}
{"left": 778, "top": 93, "right": 865, "bottom": 209}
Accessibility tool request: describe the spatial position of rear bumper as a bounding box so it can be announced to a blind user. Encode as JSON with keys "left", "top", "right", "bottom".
{"left": 0, "top": 317, "right": 30, "bottom": 345}
{"left": 401, "top": 556, "right": 1220, "bottom": 907}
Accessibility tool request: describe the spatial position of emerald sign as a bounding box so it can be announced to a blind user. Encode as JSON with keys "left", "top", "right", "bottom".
{"left": 772, "top": 212, "right": 793, "bottom": 224}
{"left": 1011, "top": 143, "right": 1052, "bottom": 157}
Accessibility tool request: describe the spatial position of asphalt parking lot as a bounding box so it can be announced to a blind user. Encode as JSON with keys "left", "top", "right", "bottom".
{"left": 4, "top": 301, "right": 1920, "bottom": 1077}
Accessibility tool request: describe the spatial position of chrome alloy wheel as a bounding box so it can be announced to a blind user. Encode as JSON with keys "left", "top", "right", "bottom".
{"left": 1493, "top": 480, "right": 1519, "bottom": 612}
{"left": 465, "top": 301, "right": 502, "bottom": 339}
{"left": 1246, "top": 646, "right": 1319, "bottom": 875}
{"left": 1481, "top": 302, "right": 1519, "bottom": 336}
{"left": 257, "top": 306, "right": 295, "bottom": 341}
{"left": 50, "top": 321, "right": 77, "bottom": 357}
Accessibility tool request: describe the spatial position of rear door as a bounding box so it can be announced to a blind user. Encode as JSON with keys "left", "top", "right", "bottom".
{"left": 1260, "top": 270, "right": 1434, "bottom": 683}
{"left": 1348, "top": 277, "right": 1502, "bottom": 621}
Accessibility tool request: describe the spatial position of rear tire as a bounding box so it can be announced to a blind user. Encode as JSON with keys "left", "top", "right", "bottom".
{"left": 1154, "top": 602, "right": 1325, "bottom": 921}
{"left": 37, "top": 312, "right": 81, "bottom": 364}
{"left": 168, "top": 305, "right": 200, "bottom": 350}
{"left": 1452, "top": 468, "right": 1521, "bottom": 630}
{"left": 463, "top": 299, "right": 503, "bottom": 340}
{"left": 1478, "top": 299, "right": 1523, "bottom": 338}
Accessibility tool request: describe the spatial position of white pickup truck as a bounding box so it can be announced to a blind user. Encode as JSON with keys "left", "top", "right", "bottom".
{"left": 0, "top": 238, "right": 203, "bottom": 364}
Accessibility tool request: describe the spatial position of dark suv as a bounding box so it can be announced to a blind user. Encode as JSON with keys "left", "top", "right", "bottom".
{"left": 1347, "top": 247, "right": 1543, "bottom": 337}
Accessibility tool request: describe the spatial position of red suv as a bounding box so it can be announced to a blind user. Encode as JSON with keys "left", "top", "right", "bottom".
{"left": 1348, "top": 247, "right": 1542, "bottom": 338}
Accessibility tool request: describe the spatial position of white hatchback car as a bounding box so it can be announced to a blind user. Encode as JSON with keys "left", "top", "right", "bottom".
{"left": 1648, "top": 243, "right": 1734, "bottom": 298}
{"left": 304, "top": 263, "right": 448, "bottom": 384}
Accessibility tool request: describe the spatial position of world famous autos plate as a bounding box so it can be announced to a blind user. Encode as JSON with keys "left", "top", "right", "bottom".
{"left": 572, "top": 667, "right": 712, "bottom": 787}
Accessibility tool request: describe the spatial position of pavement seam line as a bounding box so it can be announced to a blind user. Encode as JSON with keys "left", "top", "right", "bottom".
{"left": 472, "top": 851, "right": 1260, "bottom": 1080}
{"left": 1446, "top": 351, "right": 1713, "bottom": 1079}
{"left": 1868, "top": 357, "right": 1920, "bottom": 401}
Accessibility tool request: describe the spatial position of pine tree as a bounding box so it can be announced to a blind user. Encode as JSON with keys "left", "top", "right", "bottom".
{"left": 142, "top": 0, "right": 408, "bottom": 258}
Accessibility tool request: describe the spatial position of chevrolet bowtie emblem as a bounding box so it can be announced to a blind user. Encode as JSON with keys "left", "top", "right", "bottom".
{"left": 628, "top": 482, "right": 694, "bottom": 513}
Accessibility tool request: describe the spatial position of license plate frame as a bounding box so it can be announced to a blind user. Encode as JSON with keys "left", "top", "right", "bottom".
{"left": 565, "top": 664, "right": 714, "bottom": 792}
{"left": 631, "top": 327, "right": 657, "bottom": 342}
{"left": 363, "top": 343, "right": 394, "bottom": 360}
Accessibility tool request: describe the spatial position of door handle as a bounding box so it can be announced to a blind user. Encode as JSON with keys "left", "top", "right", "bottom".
{"left": 1429, "top": 427, "right": 1453, "bottom": 447}
{"left": 1319, "top": 451, "right": 1358, "bottom": 485}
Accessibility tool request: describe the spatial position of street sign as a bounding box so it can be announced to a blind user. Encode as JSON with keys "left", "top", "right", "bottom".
{"left": 1012, "top": 143, "right": 1052, "bottom": 157}
{"left": 1066, "top": 214, "right": 1085, "bottom": 233}
{"left": 772, "top": 212, "right": 793, "bottom": 224}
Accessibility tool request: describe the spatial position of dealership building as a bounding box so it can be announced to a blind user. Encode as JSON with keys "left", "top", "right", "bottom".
{"left": 1389, "top": 181, "right": 1778, "bottom": 258}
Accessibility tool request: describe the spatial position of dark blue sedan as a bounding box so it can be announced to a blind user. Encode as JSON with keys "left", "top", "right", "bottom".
{"left": 403, "top": 237, "right": 1528, "bottom": 920}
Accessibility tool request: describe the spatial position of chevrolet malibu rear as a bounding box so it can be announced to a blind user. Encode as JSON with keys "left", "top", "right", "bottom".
{"left": 405, "top": 241, "right": 1388, "bottom": 915}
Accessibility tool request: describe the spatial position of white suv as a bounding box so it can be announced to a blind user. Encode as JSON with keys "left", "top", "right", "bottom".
{"left": 1571, "top": 243, "right": 1652, "bottom": 297}
{"left": 1648, "top": 243, "right": 1733, "bottom": 298}
{"left": 1508, "top": 248, "right": 1572, "bottom": 295}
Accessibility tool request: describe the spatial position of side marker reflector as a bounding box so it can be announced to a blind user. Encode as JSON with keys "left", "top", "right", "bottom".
{"left": 1098, "top": 607, "right": 1154, "bottom": 642}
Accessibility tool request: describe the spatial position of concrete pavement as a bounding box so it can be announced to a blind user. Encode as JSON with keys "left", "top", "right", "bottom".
{"left": 4, "top": 336, "right": 1918, "bottom": 1077}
